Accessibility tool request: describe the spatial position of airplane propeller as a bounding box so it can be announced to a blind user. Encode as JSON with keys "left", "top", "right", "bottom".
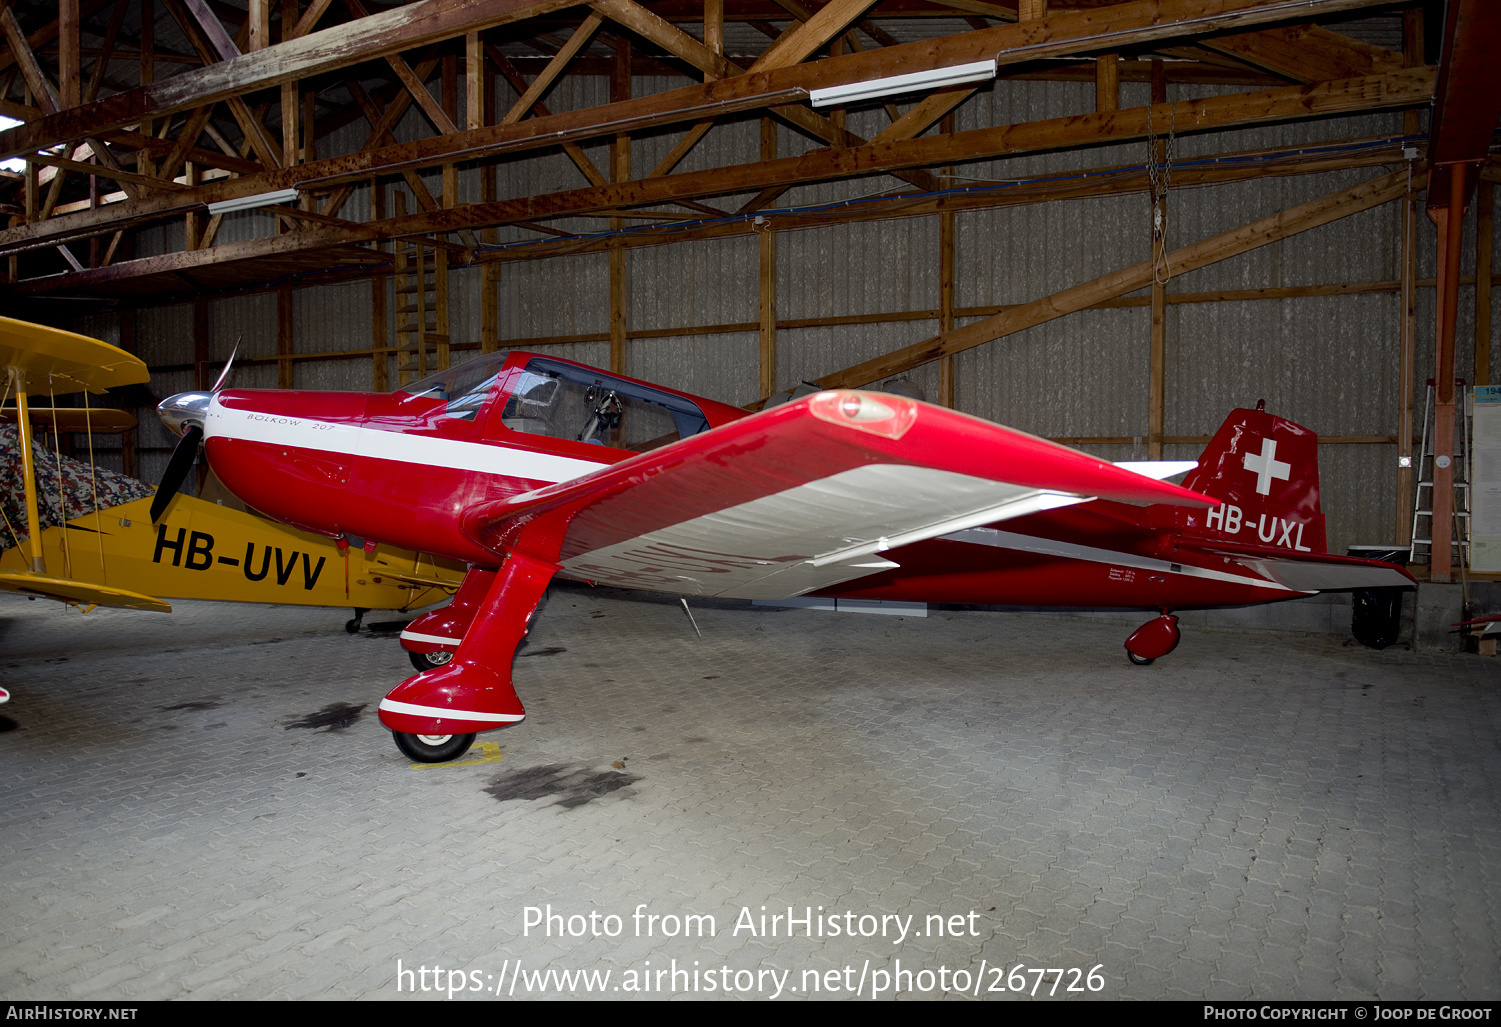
{"left": 150, "top": 342, "right": 237, "bottom": 523}
{"left": 150, "top": 423, "right": 203, "bottom": 523}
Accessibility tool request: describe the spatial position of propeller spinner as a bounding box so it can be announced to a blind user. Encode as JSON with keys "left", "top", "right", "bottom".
{"left": 151, "top": 344, "right": 236, "bottom": 523}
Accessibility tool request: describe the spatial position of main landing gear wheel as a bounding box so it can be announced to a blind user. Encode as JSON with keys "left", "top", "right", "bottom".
{"left": 393, "top": 731, "right": 475, "bottom": 763}
{"left": 409, "top": 649, "right": 454, "bottom": 673}
{"left": 1127, "top": 651, "right": 1155, "bottom": 666}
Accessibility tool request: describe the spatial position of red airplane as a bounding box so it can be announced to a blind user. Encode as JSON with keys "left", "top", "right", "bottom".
{"left": 154, "top": 351, "right": 1413, "bottom": 763}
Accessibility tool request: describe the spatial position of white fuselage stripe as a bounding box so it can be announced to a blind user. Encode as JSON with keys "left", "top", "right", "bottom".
{"left": 205, "top": 396, "right": 607, "bottom": 484}
{"left": 943, "top": 527, "right": 1306, "bottom": 593}
{"left": 379, "top": 698, "right": 524, "bottom": 723}
{"left": 400, "top": 630, "right": 462, "bottom": 645}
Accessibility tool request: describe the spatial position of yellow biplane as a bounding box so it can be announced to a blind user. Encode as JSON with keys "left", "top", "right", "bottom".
{"left": 0, "top": 318, "right": 464, "bottom": 696}
{"left": 0, "top": 315, "right": 168, "bottom": 615}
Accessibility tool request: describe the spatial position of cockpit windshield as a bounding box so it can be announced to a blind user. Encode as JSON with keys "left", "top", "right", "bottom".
{"left": 399, "top": 353, "right": 712, "bottom": 451}
{"left": 500, "top": 357, "right": 710, "bottom": 452}
{"left": 399, "top": 353, "right": 510, "bottom": 421}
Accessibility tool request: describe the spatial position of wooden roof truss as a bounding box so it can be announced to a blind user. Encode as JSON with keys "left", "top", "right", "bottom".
{"left": 0, "top": 0, "right": 1475, "bottom": 300}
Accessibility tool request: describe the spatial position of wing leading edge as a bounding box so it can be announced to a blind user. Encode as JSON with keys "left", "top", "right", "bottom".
{"left": 461, "top": 391, "right": 1216, "bottom": 600}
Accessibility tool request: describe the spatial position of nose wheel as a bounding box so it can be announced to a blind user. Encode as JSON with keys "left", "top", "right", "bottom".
{"left": 393, "top": 731, "right": 476, "bottom": 763}
{"left": 408, "top": 649, "right": 454, "bottom": 672}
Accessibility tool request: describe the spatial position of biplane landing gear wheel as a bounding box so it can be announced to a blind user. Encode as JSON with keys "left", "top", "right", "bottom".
{"left": 346, "top": 608, "right": 369, "bottom": 634}
{"left": 393, "top": 731, "right": 475, "bottom": 763}
{"left": 409, "top": 649, "right": 454, "bottom": 673}
{"left": 1127, "top": 651, "right": 1155, "bottom": 666}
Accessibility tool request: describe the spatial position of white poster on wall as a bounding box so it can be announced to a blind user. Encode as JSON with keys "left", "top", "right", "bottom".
{"left": 1472, "top": 386, "right": 1501, "bottom": 573}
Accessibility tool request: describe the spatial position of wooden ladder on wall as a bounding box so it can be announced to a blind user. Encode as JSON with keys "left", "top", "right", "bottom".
{"left": 391, "top": 192, "right": 450, "bottom": 387}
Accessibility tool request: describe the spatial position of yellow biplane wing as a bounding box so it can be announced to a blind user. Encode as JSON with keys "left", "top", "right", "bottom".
{"left": 0, "top": 316, "right": 149, "bottom": 393}
{"left": 0, "top": 571, "right": 170, "bottom": 612}
{"left": 1, "top": 407, "right": 138, "bottom": 433}
{"left": 0, "top": 318, "right": 164, "bottom": 612}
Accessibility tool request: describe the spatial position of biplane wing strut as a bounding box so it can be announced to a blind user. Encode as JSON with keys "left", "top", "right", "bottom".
{"left": 0, "top": 317, "right": 169, "bottom": 613}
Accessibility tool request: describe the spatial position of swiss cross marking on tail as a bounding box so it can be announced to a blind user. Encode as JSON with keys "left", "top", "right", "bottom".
{"left": 1242, "top": 437, "right": 1290, "bottom": 495}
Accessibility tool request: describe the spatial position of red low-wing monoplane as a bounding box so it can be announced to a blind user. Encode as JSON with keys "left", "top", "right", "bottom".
{"left": 155, "top": 351, "right": 1413, "bottom": 762}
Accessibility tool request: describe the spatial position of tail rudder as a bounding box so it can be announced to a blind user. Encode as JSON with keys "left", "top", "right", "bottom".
{"left": 1175, "top": 403, "right": 1327, "bottom": 554}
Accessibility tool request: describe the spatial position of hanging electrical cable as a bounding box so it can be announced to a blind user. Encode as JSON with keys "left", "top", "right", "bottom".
{"left": 1146, "top": 94, "right": 1176, "bottom": 287}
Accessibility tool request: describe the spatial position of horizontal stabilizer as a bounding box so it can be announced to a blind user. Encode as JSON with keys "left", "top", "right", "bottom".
{"left": 1177, "top": 540, "right": 1415, "bottom": 592}
{"left": 1114, "top": 460, "right": 1199, "bottom": 481}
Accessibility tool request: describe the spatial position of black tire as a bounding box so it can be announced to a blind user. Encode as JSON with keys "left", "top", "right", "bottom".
{"left": 393, "top": 731, "right": 476, "bottom": 763}
{"left": 1127, "top": 651, "right": 1155, "bottom": 666}
{"left": 409, "top": 649, "right": 455, "bottom": 673}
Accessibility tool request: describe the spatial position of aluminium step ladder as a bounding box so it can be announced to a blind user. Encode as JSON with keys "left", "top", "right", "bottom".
{"left": 1409, "top": 377, "right": 1472, "bottom": 568}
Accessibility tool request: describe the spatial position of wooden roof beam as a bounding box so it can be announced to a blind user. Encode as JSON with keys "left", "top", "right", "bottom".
{"left": 287, "top": 0, "right": 339, "bottom": 40}
{"left": 97, "top": 125, "right": 262, "bottom": 175}
{"left": 1200, "top": 23, "right": 1403, "bottom": 83}
{"left": 365, "top": 68, "right": 1433, "bottom": 239}
{"left": 176, "top": 0, "right": 241, "bottom": 63}
{"left": 926, "top": 0, "right": 1017, "bottom": 21}
{"left": 83, "top": 0, "right": 131, "bottom": 105}
{"left": 338, "top": 0, "right": 459, "bottom": 136}
{"left": 590, "top": 0, "right": 937, "bottom": 189}
{"left": 0, "top": 0, "right": 115, "bottom": 78}
{"left": 155, "top": 104, "right": 215, "bottom": 183}
{"left": 5, "top": 68, "right": 1433, "bottom": 279}
{"left": 0, "top": 1, "right": 146, "bottom": 206}
{"left": 487, "top": 44, "right": 609, "bottom": 186}
{"left": 479, "top": 137, "right": 1416, "bottom": 264}
{"left": 770, "top": 0, "right": 901, "bottom": 122}
{"left": 341, "top": 76, "right": 478, "bottom": 247}
{"left": 502, "top": 11, "right": 605, "bottom": 124}
{"left": 0, "top": 4, "right": 61, "bottom": 114}
{"left": 0, "top": 0, "right": 587, "bottom": 161}
{"left": 23, "top": 135, "right": 1416, "bottom": 276}
{"left": 751, "top": 0, "right": 881, "bottom": 70}
{"left": 320, "top": 59, "right": 440, "bottom": 217}
{"left": 26, "top": 148, "right": 189, "bottom": 192}
{"left": 0, "top": 0, "right": 1419, "bottom": 247}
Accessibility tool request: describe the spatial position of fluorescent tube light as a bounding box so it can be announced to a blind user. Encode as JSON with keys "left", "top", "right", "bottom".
{"left": 207, "top": 188, "right": 300, "bottom": 215}
{"left": 809, "top": 60, "right": 996, "bottom": 107}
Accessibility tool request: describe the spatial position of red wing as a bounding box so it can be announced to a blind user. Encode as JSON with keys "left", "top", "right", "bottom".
{"left": 462, "top": 392, "right": 1215, "bottom": 600}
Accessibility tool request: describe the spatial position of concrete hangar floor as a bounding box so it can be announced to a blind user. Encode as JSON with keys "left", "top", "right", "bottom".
{"left": 0, "top": 583, "right": 1496, "bottom": 1002}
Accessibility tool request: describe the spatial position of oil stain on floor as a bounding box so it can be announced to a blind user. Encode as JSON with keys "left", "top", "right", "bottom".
{"left": 283, "top": 702, "right": 367, "bottom": 732}
{"left": 485, "top": 762, "right": 641, "bottom": 810}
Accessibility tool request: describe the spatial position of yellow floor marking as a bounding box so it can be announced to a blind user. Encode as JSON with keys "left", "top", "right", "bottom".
{"left": 411, "top": 742, "right": 503, "bottom": 770}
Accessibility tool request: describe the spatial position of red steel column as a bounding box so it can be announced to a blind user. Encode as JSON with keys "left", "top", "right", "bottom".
{"left": 1428, "top": 163, "right": 1467, "bottom": 582}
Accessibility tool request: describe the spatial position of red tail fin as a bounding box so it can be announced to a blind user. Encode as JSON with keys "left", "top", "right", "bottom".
{"left": 1176, "top": 406, "right": 1327, "bottom": 554}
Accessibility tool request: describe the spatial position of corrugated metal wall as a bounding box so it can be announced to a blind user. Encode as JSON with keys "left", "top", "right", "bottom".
{"left": 67, "top": 75, "right": 1501, "bottom": 556}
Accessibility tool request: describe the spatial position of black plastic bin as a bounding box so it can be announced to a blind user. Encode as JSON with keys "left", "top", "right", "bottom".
{"left": 1346, "top": 546, "right": 1410, "bottom": 649}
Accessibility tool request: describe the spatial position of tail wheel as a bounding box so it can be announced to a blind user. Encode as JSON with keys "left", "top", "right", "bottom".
{"left": 393, "top": 731, "right": 475, "bottom": 763}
